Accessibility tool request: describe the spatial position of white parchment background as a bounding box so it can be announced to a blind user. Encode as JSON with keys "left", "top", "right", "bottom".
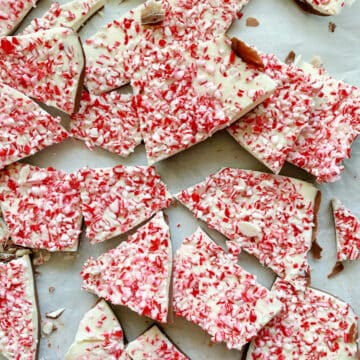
{"left": 10, "top": 0, "right": 360, "bottom": 359}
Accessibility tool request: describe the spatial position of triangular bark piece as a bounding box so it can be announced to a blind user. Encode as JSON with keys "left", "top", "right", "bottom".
{"left": 126, "top": 325, "right": 189, "bottom": 360}
{"left": 65, "top": 299, "right": 127, "bottom": 359}
{"left": 173, "top": 228, "right": 282, "bottom": 350}
{"left": 0, "top": 28, "right": 85, "bottom": 114}
{"left": 176, "top": 168, "right": 320, "bottom": 290}
{"left": 332, "top": 199, "right": 360, "bottom": 261}
{"left": 23, "top": 0, "right": 106, "bottom": 34}
{"left": 0, "top": 255, "right": 39, "bottom": 360}
{"left": 70, "top": 91, "right": 141, "bottom": 157}
{"left": 0, "top": 163, "right": 82, "bottom": 251}
{"left": 78, "top": 165, "right": 172, "bottom": 243}
{"left": 246, "top": 279, "right": 359, "bottom": 359}
{"left": 0, "top": 83, "right": 68, "bottom": 170}
{"left": 81, "top": 212, "right": 172, "bottom": 323}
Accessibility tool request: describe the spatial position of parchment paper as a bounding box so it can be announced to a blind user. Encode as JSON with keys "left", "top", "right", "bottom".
{"left": 10, "top": 0, "right": 360, "bottom": 359}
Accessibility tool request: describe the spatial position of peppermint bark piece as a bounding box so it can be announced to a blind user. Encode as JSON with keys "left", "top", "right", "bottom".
{"left": 228, "top": 53, "right": 321, "bottom": 174}
{"left": 173, "top": 228, "right": 282, "bottom": 350}
{"left": 78, "top": 166, "right": 172, "bottom": 243}
{"left": 0, "top": 28, "right": 85, "bottom": 114}
{"left": 70, "top": 91, "right": 141, "bottom": 157}
{"left": 176, "top": 168, "right": 321, "bottom": 289}
{"left": 81, "top": 212, "right": 172, "bottom": 323}
{"left": 65, "top": 299, "right": 127, "bottom": 360}
{"left": 287, "top": 60, "right": 360, "bottom": 183}
{"left": 0, "top": 255, "right": 39, "bottom": 360}
{"left": 246, "top": 279, "right": 358, "bottom": 359}
{"left": 134, "top": 36, "right": 276, "bottom": 165}
{"left": 332, "top": 199, "right": 360, "bottom": 262}
{"left": 297, "top": 0, "right": 356, "bottom": 15}
{"left": 23, "top": 0, "right": 106, "bottom": 34}
{"left": 0, "top": 0, "right": 37, "bottom": 36}
{"left": 84, "top": 0, "right": 250, "bottom": 94}
{"left": 0, "top": 163, "right": 82, "bottom": 252}
{"left": 0, "top": 83, "right": 68, "bottom": 170}
{"left": 126, "top": 325, "right": 189, "bottom": 360}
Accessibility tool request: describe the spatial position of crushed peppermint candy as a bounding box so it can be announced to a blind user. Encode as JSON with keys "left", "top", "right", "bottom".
{"left": 332, "top": 199, "right": 360, "bottom": 262}
{"left": 228, "top": 53, "right": 322, "bottom": 174}
{"left": 65, "top": 299, "right": 127, "bottom": 360}
{"left": 0, "top": 83, "right": 68, "bottom": 170}
{"left": 22, "top": 0, "right": 106, "bottom": 34}
{"left": 70, "top": 91, "right": 141, "bottom": 157}
{"left": 78, "top": 165, "right": 172, "bottom": 243}
{"left": 287, "top": 60, "right": 360, "bottom": 183}
{"left": 0, "top": 28, "right": 85, "bottom": 114}
{"left": 0, "top": 255, "right": 38, "bottom": 360}
{"left": 0, "top": 163, "right": 82, "bottom": 252}
{"left": 81, "top": 212, "right": 172, "bottom": 323}
{"left": 173, "top": 228, "right": 282, "bottom": 350}
{"left": 83, "top": 0, "right": 250, "bottom": 94}
{"left": 297, "top": 0, "right": 355, "bottom": 15}
{"left": 133, "top": 36, "right": 276, "bottom": 165}
{"left": 126, "top": 325, "right": 189, "bottom": 360}
{"left": 246, "top": 279, "right": 359, "bottom": 359}
{"left": 0, "top": 0, "right": 37, "bottom": 36}
{"left": 176, "top": 168, "right": 320, "bottom": 290}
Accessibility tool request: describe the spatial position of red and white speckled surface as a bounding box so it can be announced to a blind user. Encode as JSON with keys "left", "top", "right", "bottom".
{"left": 287, "top": 60, "right": 360, "bottom": 183}
{"left": 173, "top": 228, "right": 282, "bottom": 350}
{"left": 246, "top": 278, "right": 358, "bottom": 359}
{"left": 9, "top": 1, "right": 360, "bottom": 360}
{"left": 0, "top": 83, "right": 68, "bottom": 170}
{"left": 0, "top": 255, "right": 38, "bottom": 360}
{"left": 126, "top": 325, "right": 189, "bottom": 360}
{"left": 228, "top": 53, "right": 322, "bottom": 174}
{"left": 70, "top": 91, "right": 141, "bottom": 157}
{"left": 0, "top": 0, "right": 37, "bottom": 36}
{"left": 0, "top": 163, "right": 82, "bottom": 251}
{"left": 176, "top": 168, "right": 319, "bottom": 290}
{"left": 22, "top": 0, "right": 105, "bottom": 34}
{"left": 0, "top": 27, "right": 84, "bottom": 114}
{"left": 332, "top": 199, "right": 360, "bottom": 261}
{"left": 78, "top": 166, "right": 172, "bottom": 243}
{"left": 81, "top": 212, "right": 172, "bottom": 323}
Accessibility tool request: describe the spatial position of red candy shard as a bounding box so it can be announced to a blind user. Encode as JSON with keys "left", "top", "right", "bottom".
{"left": 0, "top": 255, "right": 39, "bottom": 360}
{"left": 78, "top": 165, "right": 172, "bottom": 243}
{"left": 0, "top": 83, "right": 68, "bottom": 170}
{"left": 228, "top": 53, "right": 322, "bottom": 174}
{"left": 332, "top": 199, "right": 360, "bottom": 261}
{"left": 173, "top": 228, "right": 282, "bottom": 350}
{"left": 287, "top": 60, "right": 360, "bottom": 183}
{"left": 65, "top": 299, "right": 127, "bottom": 359}
{"left": 126, "top": 325, "right": 189, "bottom": 360}
{"left": 81, "top": 212, "right": 172, "bottom": 323}
{"left": 135, "top": 36, "right": 276, "bottom": 165}
{"left": 70, "top": 91, "right": 141, "bottom": 157}
{"left": 0, "top": 163, "right": 82, "bottom": 252}
{"left": 176, "top": 168, "right": 320, "bottom": 290}
{"left": 0, "top": 28, "right": 85, "bottom": 114}
{"left": 22, "top": 0, "right": 106, "bottom": 34}
{"left": 0, "top": 0, "right": 37, "bottom": 36}
{"left": 83, "top": 0, "right": 250, "bottom": 94}
{"left": 246, "top": 279, "right": 359, "bottom": 359}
